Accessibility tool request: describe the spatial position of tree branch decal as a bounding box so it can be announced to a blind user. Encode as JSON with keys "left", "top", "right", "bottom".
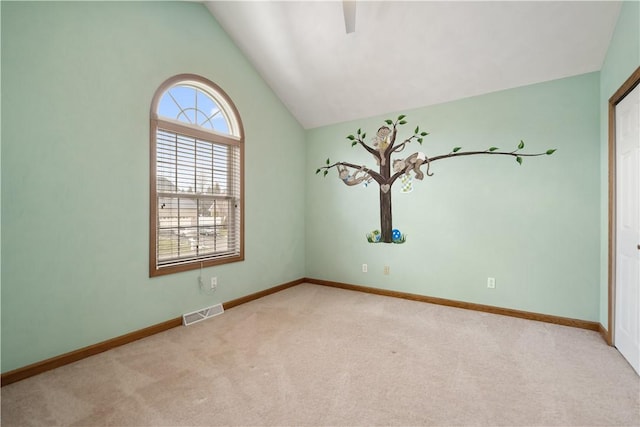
{"left": 316, "top": 115, "right": 556, "bottom": 244}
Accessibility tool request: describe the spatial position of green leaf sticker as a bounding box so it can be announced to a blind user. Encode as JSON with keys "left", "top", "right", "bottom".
{"left": 315, "top": 169, "right": 321, "bottom": 174}
{"left": 398, "top": 114, "right": 406, "bottom": 120}
{"left": 420, "top": 132, "right": 428, "bottom": 136}
{"left": 546, "top": 149, "right": 556, "bottom": 155}
{"left": 357, "top": 128, "right": 361, "bottom": 135}
{"left": 418, "top": 138, "right": 423, "bottom": 144}
{"left": 518, "top": 140, "right": 525, "bottom": 149}
{"left": 415, "top": 126, "right": 419, "bottom": 134}
{"left": 352, "top": 141, "right": 358, "bottom": 147}
{"left": 385, "top": 119, "right": 393, "bottom": 125}
{"left": 347, "top": 135, "right": 355, "bottom": 140}
{"left": 323, "top": 170, "right": 328, "bottom": 177}
{"left": 326, "top": 158, "right": 330, "bottom": 165}
{"left": 489, "top": 147, "right": 499, "bottom": 152}
{"left": 516, "top": 156, "right": 523, "bottom": 165}
{"left": 362, "top": 132, "right": 366, "bottom": 139}
{"left": 453, "top": 147, "right": 461, "bottom": 153}
{"left": 398, "top": 120, "right": 407, "bottom": 125}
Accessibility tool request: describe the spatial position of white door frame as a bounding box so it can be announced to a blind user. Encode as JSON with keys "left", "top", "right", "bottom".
{"left": 608, "top": 66, "right": 640, "bottom": 346}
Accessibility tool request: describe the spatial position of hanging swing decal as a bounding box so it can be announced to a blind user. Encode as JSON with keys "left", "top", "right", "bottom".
{"left": 316, "top": 115, "right": 556, "bottom": 244}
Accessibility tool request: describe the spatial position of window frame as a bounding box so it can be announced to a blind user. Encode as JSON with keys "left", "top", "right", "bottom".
{"left": 149, "top": 74, "right": 244, "bottom": 277}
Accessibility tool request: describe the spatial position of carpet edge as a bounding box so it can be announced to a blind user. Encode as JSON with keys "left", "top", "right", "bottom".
{"left": 305, "top": 277, "right": 603, "bottom": 333}
{"left": 1, "top": 278, "right": 305, "bottom": 387}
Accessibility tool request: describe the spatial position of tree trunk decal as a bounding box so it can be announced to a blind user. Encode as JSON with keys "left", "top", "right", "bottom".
{"left": 379, "top": 187, "right": 393, "bottom": 243}
{"left": 316, "top": 115, "right": 556, "bottom": 244}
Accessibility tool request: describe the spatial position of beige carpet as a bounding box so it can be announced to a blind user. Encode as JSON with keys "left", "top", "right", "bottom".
{"left": 1, "top": 283, "right": 639, "bottom": 426}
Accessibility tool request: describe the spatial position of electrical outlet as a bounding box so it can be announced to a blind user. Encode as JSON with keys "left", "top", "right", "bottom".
{"left": 362, "top": 264, "right": 368, "bottom": 273}
{"left": 487, "top": 277, "right": 496, "bottom": 289}
{"left": 210, "top": 277, "right": 218, "bottom": 290}
{"left": 384, "top": 265, "right": 390, "bottom": 275}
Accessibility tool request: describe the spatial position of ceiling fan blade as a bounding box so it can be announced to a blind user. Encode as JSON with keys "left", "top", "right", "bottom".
{"left": 343, "top": 0, "right": 356, "bottom": 34}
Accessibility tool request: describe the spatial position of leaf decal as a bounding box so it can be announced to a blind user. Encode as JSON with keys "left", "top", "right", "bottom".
{"left": 352, "top": 141, "right": 358, "bottom": 147}
{"left": 323, "top": 170, "right": 328, "bottom": 177}
{"left": 453, "top": 147, "right": 461, "bottom": 153}
{"left": 398, "top": 120, "right": 407, "bottom": 125}
{"left": 326, "top": 158, "right": 330, "bottom": 165}
{"left": 357, "top": 128, "right": 361, "bottom": 135}
{"left": 420, "top": 132, "right": 428, "bottom": 136}
{"left": 516, "top": 156, "right": 523, "bottom": 165}
{"left": 415, "top": 126, "right": 419, "bottom": 134}
{"left": 518, "top": 140, "right": 525, "bottom": 149}
{"left": 489, "top": 147, "right": 499, "bottom": 152}
{"left": 361, "top": 132, "right": 366, "bottom": 139}
{"left": 385, "top": 119, "right": 393, "bottom": 125}
{"left": 398, "top": 114, "right": 406, "bottom": 120}
{"left": 315, "top": 169, "right": 321, "bottom": 174}
{"left": 546, "top": 149, "right": 556, "bottom": 155}
{"left": 347, "top": 135, "right": 355, "bottom": 140}
{"left": 418, "top": 138, "right": 423, "bottom": 144}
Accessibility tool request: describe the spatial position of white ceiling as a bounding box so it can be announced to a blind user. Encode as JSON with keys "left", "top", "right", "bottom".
{"left": 205, "top": 1, "right": 621, "bottom": 129}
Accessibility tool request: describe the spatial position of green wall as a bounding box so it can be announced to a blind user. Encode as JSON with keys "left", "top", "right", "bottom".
{"left": 306, "top": 72, "right": 601, "bottom": 321}
{"left": 1, "top": 2, "right": 305, "bottom": 372}
{"left": 0, "top": 1, "right": 3, "bottom": 350}
{"left": 599, "top": 0, "right": 640, "bottom": 327}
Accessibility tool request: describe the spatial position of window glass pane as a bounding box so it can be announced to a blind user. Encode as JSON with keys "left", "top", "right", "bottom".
{"left": 196, "top": 90, "right": 216, "bottom": 130}
{"left": 157, "top": 85, "right": 231, "bottom": 135}
{"left": 178, "top": 198, "right": 198, "bottom": 230}
{"left": 157, "top": 131, "right": 177, "bottom": 192}
{"left": 195, "top": 141, "right": 213, "bottom": 194}
{"left": 176, "top": 136, "right": 196, "bottom": 193}
{"left": 198, "top": 233, "right": 216, "bottom": 255}
{"left": 158, "top": 199, "right": 178, "bottom": 231}
{"left": 171, "top": 86, "right": 197, "bottom": 125}
{"left": 213, "top": 144, "right": 229, "bottom": 195}
{"left": 158, "top": 198, "right": 179, "bottom": 261}
{"left": 158, "top": 95, "right": 181, "bottom": 121}
{"left": 211, "top": 115, "right": 229, "bottom": 134}
{"left": 178, "top": 198, "right": 198, "bottom": 259}
{"left": 158, "top": 231, "right": 180, "bottom": 261}
{"left": 198, "top": 204, "right": 216, "bottom": 254}
{"left": 157, "top": 176, "right": 176, "bottom": 193}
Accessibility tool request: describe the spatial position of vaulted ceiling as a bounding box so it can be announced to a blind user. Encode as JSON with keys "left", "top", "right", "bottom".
{"left": 205, "top": 1, "right": 621, "bottom": 129}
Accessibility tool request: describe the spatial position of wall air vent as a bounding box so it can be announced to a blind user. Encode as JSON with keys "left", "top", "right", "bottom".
{"left": 182, "top": 303, "right": 224, "bottom": 326}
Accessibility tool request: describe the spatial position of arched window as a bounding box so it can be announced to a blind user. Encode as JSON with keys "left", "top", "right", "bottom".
{"left": 149, "top": 74, "right": 244, "bottom": 277}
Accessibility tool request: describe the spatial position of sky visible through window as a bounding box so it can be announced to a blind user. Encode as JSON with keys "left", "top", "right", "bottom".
{"left": 158, "top": 85, "right": 230, "bottom": 133}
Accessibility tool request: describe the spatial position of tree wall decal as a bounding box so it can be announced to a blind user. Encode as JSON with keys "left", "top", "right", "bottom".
{"left": 316, "top": 115, "right": 556, "bottom": 244}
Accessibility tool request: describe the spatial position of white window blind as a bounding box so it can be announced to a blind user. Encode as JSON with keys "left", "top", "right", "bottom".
{"left": 156, "top": 128, "right": 241, "bottom": 267}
